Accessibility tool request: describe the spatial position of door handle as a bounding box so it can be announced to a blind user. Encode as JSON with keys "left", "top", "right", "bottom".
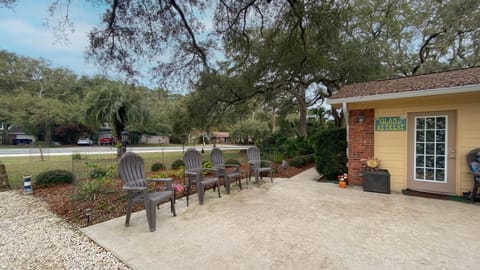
{"left": 449, "top": 148, "right": 456, "bottom": 159}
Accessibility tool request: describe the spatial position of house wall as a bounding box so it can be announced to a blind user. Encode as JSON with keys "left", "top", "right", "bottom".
{"left": 140, "top": 135, "right": 170, "bottom": 144}
{"left": 348, "top": 91, "right": 480, "bottom": 195}
{"left": 348, "top": 109, "right": 374, "bottom": 185}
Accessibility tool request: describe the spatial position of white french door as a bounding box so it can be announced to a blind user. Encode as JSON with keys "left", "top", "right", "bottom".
{"left": 407, "top": 111, "right": 456, "bottom": 194}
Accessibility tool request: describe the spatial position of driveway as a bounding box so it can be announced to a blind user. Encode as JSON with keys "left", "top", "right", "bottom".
{"left": 81, "top": 169, "right": 480, "bottom": 270}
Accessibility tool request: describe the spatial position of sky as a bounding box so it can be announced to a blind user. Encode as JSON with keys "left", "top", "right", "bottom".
{"left": 0, "top": 1, "right": 217, "bottom": 91}
{"left": 0, "top": 0, "right": 105, "bottom": 77}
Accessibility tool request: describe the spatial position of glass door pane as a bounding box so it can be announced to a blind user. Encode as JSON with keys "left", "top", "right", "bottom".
{"left": 414, "top": 116, "right": 447, "bottom": 182}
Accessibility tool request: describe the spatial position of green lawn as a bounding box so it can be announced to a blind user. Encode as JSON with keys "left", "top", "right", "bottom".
{"left": 1, "top": 150, "right": 247, "bottom": 188}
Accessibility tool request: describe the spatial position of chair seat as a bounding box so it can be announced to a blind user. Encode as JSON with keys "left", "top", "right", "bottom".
{"left": 255, "top": 167, "right": 272, "bottom": 172}
{"left": 201, "top": 177, "right": 219, "bottom": 186}
{"left": 148, "top": 190, "right": 175, "bottom": 203}
{"left": 226, "top": 172, "right": 241, "bottom": 178}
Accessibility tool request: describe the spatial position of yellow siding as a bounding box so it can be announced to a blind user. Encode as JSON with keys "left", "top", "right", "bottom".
{"left": 348, "top": 91, "right": 480, "bottom": 195}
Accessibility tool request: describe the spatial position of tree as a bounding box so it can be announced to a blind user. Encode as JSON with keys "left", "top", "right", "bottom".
{"left": 84, "top": 81, "right": 148, "bottom": 156}
{"left": 231, "top": 119, "right": 270, "bottom": 144}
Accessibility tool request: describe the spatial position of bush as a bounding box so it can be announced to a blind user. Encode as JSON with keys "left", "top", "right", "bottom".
{"left": 85, "top": 162, "right": 115, "bottom": 180}
{"left": 225, "top": 159, "right": 241, "bottom": 165}
{"left": 171, "top": 159, "right": 185, "bottom": 170}
{"left": 74, "top": 177, "right": 114, "bottom": 200}
{"left": 303, "top": 154, "right": 315, "bottom": 163}
{"left": 314, "top": 128, "right": 347, "bottom": 180}
{"left": 151, "top": 162, "right": 166, "bottom": 172}
{"left": 35, "top": 170, "right": 75, "bottom": 186}
{"left": 289, "top": 156, "right": 306, "bottom": 168}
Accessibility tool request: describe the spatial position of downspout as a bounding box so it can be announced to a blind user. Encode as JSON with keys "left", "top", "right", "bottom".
{"left": 343, "top": 102, "right": 349, "bottom": 161}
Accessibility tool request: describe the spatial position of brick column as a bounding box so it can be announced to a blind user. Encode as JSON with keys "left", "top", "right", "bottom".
{"left": 348, "top": 109, "right": 374, "bottom": 185}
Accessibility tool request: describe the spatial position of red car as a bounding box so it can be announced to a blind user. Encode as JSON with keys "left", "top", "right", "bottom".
{"left": 99, "top": 137, "right": 115, "bottom": 145}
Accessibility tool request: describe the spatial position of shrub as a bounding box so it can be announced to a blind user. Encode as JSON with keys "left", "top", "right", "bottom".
{"left": 74, "top": 177, "right": 114, "bottom": 200}
{"left": 151, "top": 162, "right": 166, "bottom": 172}
{"left": 85, "top": 162, "right": 115, "bottom": 180}
{"left": 36, "top": 170, "right": 75, "bottom": 186}
{"left": 225, "top": 159, "right": 241, "bottom": 165}
{"left": 171, "top": 159, "right": 184, "bottom": 170}
{"left": 289, "top": 156, "right": 306, "bottom": 168}
{"left": 295, "top": 137, "right": 314, "bottom": 155}
{"left": 304, "top": 154, "right": 315, "bottom": 163}
{"left": 314, "top": 128, "right": 347, "bottom": 180}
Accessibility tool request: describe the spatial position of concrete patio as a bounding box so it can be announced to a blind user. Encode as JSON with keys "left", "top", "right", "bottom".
{"left": 81, "top": 169, "right": 480, "bottom": 270}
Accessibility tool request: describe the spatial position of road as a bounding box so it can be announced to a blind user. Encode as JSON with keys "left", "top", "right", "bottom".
{"left": 0, "top": 144, "right": 249, "bottom": 157}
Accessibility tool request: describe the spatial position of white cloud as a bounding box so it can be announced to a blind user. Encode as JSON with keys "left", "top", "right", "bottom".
{"left": 0, "top": 18, "right": 91, "bottom": 54}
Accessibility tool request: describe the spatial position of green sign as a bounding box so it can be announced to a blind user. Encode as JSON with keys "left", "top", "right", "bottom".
{"left": 375, "top": 116, "right": 406, "bottom": 131}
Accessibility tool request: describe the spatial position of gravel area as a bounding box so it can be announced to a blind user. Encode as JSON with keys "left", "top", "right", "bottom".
{"left": 0, "top": 190, "right": 130, "bottom": 270}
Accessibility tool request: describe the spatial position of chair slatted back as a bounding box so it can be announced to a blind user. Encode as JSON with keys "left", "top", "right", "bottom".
{"left": 184, "top": 148, "right": 203, "bottom": 174}
{"left": 247, "top": 146, "right": 262, "bottom": 167}
{"left": 211, "top": 147, "right": 225, "bottom": 168}
{"left": 467, "top": 148, "right": 480, "bottom": 180}
{"left": 119, "top": 152, "right": 146, "bottom": 187}
{"left": 467, "top": 148, "right": 480, "bottom": 165}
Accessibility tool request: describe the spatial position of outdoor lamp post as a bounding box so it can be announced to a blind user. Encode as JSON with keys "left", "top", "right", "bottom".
{"left": 121, "top": 130, "right": 129, "bottom": 155}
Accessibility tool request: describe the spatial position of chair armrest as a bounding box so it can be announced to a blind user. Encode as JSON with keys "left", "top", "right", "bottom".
{"left": 261, "top": 160, "right": 272, "bottom": 164}
{"left": 224, "top": 164, "right": 240, "bottom": 168}
{"left": 148, "top": 177, "right": 173, "bottom": 183}
{"left": 185, "top": 170, "right": 201, "bottom": 176}
{"left": 122, "top": 186, "right": 146, "bottom": 191}
{"left": 225, "top": 164, "right": 240, "bottom": 172}
{"left": 204, "top": 167, "right": 219, "bottom": 177}
{"left": 148, "top": 177, "right": 173, "bottom": 190}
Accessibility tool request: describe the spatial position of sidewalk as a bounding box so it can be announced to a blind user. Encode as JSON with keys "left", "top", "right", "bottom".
{"left": 81, "top": 168, "right": 480, "bottom": 270}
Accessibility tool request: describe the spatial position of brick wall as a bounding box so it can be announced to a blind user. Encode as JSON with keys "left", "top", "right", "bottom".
{"left": 348, "top": 109, "right": 374, "bottom": 185}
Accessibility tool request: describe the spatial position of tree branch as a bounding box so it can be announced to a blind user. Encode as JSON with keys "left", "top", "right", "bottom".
{"left": 170, "top": 0, "right": 208, "bottom": 67}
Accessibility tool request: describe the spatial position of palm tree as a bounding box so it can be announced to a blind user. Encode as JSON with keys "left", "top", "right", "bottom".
{"left": 84, "top": 82, "right": 148, "bottom": 157}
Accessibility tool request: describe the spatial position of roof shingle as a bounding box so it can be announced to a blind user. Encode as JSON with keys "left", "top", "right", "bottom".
{"left": 330, "top": 67, "right": 480, "bottom": 100}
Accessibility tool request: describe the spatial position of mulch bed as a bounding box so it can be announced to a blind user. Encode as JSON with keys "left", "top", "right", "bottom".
{"left": 32, "top": 163, "right": 315, "bottom": 228}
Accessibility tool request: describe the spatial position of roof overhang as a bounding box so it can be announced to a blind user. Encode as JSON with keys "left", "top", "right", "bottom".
{"left": 327, "top": 84, "right": 480, "bottom": 105}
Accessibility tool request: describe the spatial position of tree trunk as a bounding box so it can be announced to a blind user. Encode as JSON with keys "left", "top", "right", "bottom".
{"left": 298, "top": 101, "right": 308, "bottom": 138}
{"left": 44, "top": 120, "right": 52, "bottom": 144}
{"left": 331, "top": 108, "right": 345, "bottom": 128}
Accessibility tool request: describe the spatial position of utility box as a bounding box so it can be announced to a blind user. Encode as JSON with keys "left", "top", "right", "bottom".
{"left": 363, "top": 169, "right": 390, "bottom": 194}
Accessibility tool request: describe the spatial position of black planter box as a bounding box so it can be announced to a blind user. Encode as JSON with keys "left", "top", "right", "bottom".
{"left": 363, "top": 169, "right": 390, "bottom": 194}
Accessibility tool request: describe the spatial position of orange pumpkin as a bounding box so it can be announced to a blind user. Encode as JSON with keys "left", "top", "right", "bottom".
{"left": 339, "top": 181, "right": 347, "bottom": 188}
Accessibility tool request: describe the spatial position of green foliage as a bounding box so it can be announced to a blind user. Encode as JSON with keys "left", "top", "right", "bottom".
{"left": 72, "top": 152, "right": 83, "bottom": 160}
{"left": 261, "top": 134, "right": 315, "bottom": 159}
{"left": 151, "top": 162, "right": 166, "bottom": 172}
{"left": 150, "top": 168, "right": 184, "bottom": 179}
{"left": 150, "top": 170, "right": 171, "bottom": 178}
{"left": 35, "top": 170, "right": 74, "bottom": 186}
{"left": 225, "top": 158, "right": 240, "bottom": 165}
{"left": 75, "top": 177, "right": 114, "bottom": 200}
{"left": 314, "top": 128, "right": 347, "bottom": 180}
{"left": 287, "top": 154, "right": 315, "bottom": 168}
{"left": 289, "top": 157, "right": 306, "bottom": 168}
{"left": 202, "top": 160, "right": 213, "bottom": 168}
{"left": 231, "top": 119, "right": 271, "bottom": 144}
{"left": 85, "top": 162, "right": 115, "bottom": 180}
{"left": 171, "top": 159, "right": 185, "bottom": 170}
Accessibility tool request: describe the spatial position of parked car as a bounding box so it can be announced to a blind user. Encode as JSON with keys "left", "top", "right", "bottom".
{"left": 77, "top": 138, "right": 93, "bottom": 146}
{"left": 99, "top": 136, "right": 115, "bottom": 145}
{"left": 12, "top": 138, "right": 33, "bottom": 145}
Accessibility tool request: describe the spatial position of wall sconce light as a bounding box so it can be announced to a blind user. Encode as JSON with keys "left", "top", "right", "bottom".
{"left": 357, "top": 112, "right": 365, "bottom": 124}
